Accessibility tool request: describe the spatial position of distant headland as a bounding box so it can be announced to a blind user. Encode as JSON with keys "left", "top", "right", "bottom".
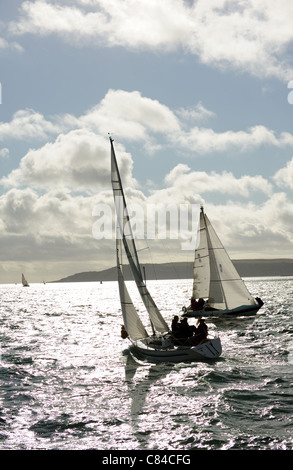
{"left": 52, "top": 259, "right": 293, "bottom": 283}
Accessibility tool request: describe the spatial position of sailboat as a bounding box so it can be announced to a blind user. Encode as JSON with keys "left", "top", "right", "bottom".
{"left": 22, "top": 273, "right": 29, "bottom": 287}
{"left": 182, "top": 207, "right": 264, "bottom": 318}
{"left": 110, "top": 136, "right": 222, "bottom": 361}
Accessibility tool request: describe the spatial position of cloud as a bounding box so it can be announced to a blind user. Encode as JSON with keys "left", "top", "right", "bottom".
{"left": 0, "top": 89, "right": 181, "bottom": 148}
{"left": 0, "top": 88, "right": 293, "bottom": 282}
{"left": 0, "top": 34, "right": 23, "bottom": 52}
{"left": 273, "top": 156, "right": 293, "bottom": 189}
{"left": 0, "top": 186, "right": 110, "bottom": 281}
{"left": 1, "top": 182, "right": 292, "bottom": 283}
{"left": 0, "top": 148, "right": 9, "bottom": 158}
{"left": 161, "top": 163, "right": 273, "bottom": 199}
{"left": 1, "top": 186, "right": 93, "bottom": 239}
{"left": 0, "top": 109, "right": 60, "bottom": 141}
{"left": 80, "top": 89, "right": 181, "bottom": 141}
{"left": 2, "top": 95, "right": 292, "bottom": 158}
{"left": 188, "top": 197, "right": 291, "bottom": 262}
{"left": 187, "top": 0, "right": 293, "bottom": 80}
{"left": 175, "top": 125, "right": 293, "bottom": 154}
{"left": 1, "top": 129, "right": 136, "bottom": 192}
{"left": 8, "top": 0, "right": 293, "bottom": 79}
{"left": 2, "top": 90, "right": 293, "bottom": 194}
{"left": 175, "top": 102, "right": 216, "bottom": 124}
{"left": 9, "top": 0, "right": 192, "bottom": 49}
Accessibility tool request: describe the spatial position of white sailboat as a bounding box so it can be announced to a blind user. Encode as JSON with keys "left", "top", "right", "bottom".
{"left": 110, "top": 137, "right": 222, "bottom": 361}
{"left": 22, "top": 273, "right": 29, "bottom": 287}
{"left": 182, "top": 207, "right": 264, "bottom": 318}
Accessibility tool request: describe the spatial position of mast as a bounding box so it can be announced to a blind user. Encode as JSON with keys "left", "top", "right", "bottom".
{"left": 110, "top": 136, "right": 169, "bottom": 335}
{"left": 110, "top": 136, "right": 142, "bottom": 279}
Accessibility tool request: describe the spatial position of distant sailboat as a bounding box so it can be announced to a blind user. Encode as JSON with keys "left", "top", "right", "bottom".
{"left": 182, "top": 207, "right": 264, "bottom": 318}
{"left": 110, "top": 136, "right": 222, "bottom": 361}
{"left": 22, "top": 273, "right": 29, "bottom": 287}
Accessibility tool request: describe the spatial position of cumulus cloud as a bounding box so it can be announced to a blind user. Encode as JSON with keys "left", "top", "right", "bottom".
{"left": 163, "top": 164, "right": 273, "bottom": 197}
{"left": 174, "top": 125, "right": 293, "bottom": 154}
{"left": 1, "top": 128, "right": 136, "bottom": 192}
{"left": 80, "top": 89, "right": 181, "bottom": 141}
{"left": 8, "top": 0, "right": 293, "bottom": 79}
{"left": 0, "top": 185, "right": 110, "bottom": 280}
{"left": 1, "top": 88, "right": 293, "bottom": 282}
{"left": 188, "top": 196, "right": 292, "bottom": 262}
{"left": 2, "top": 89, "right": 293, "bottom": 194}
{"left": 1, "top": 186, "right": 93, "bottom": 240}
{"left": 2, "top": 89, "right": 293, "bottom": 163}
{"left": 273, "top": 156, "right": 293, "bottom": 189}
{"left": 0, "top": 109, "right": 60, "bottom": 141}
{"left": 1, "top": 181, "right": 292, "bottom": 283}
{"left": 9, "top": 0, "right": 192, "bottom": 49}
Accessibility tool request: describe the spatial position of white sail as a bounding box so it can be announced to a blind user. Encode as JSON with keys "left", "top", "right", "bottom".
{"left": 193, "top": 208, "right": 256, "bottom": 310}
{"left": 116, "top": 238, "right": 149, "bottom": 341}
{"left": 192, "top": 211, "right": 210, "bottom": 299}
{"left": 22, "top": 273, "right": 29, "bottom": 287}
{"left": 110, "top": 137, "right": 169, "bottom": 334}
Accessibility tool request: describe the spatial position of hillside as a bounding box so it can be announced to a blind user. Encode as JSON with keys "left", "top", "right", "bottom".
{"left": 52, "top": 259, "right": 293, "bottom": 282}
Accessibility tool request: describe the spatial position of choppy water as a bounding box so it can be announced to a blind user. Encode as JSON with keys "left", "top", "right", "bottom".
{"left": 0, "top": 277, "right": 293, "bottom": 451}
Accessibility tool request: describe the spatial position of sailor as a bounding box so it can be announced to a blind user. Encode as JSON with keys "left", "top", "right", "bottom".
{"left": 121, "top": 325, "right": 128, "bottom": 339}
{"left": 193, "top": 318, "right": 208, "bottom": 344}
{"left": 198, "top": 298, "right": 205, "bottom": 309}
{"left": 191, "top": 297, "right": 205, "bottom": 311}
{"left": 191, "top": 297, "right": 197, "bottom": 310}
{"left": 178, "top": 317, "right": 193, "bottom": 338}
{"left": 171, "top": 315, "right": 180, "bottom": 332}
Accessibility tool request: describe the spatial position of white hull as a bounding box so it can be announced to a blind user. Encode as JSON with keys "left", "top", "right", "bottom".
{"left": 130, "top": 337, "right": 222, "bottom": 362}
{"left": 183, "top": 303, "right": 261, "bottom": 319}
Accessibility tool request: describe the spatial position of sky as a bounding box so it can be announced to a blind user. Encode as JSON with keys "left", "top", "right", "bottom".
{"left": 1, "top": 0, "right": 293, "bottom": 283}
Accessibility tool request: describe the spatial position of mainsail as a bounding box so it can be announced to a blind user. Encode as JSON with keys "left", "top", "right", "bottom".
{"left": 193, "top": 208, "right": 257, "bottom": 310}
{"left": 110, "top": 137, "right": 169, "bottom": 336}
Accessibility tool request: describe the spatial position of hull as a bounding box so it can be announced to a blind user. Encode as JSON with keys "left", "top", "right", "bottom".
{"left": 130, "top": 337, "right": 222, "bottom": 362}
{"left": 183, "top": 304, "right": 261, "bottom": 318}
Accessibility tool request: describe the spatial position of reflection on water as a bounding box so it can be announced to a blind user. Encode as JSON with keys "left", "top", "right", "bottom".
{"left": 0, "top": 278, "right": 293, "bottom": 449}
{"left": 124, "top": 352, "right": 174, "bottom": 448}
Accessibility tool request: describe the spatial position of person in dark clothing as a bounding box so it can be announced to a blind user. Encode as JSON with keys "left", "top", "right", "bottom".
{"left": 191, "top": 297, "right": 197, "bottom": 310}
{"left": 192, "top": 318, "right": 208, "bottom": 345}
{"left": 171, "top": 317, "right": 193, "bottom": 344}
{"left": 198, "top": 298, "right": 205, "bottom": 309}
{"left": 171, "top": 315, "right": 179, "bottom": 333}
{"left": 178, "top": 318, "right": 193, "bottom": 339}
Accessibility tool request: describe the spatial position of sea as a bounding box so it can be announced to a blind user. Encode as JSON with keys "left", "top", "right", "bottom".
{"left": 0, "top": 277, "right": 293, "bottom": 454}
